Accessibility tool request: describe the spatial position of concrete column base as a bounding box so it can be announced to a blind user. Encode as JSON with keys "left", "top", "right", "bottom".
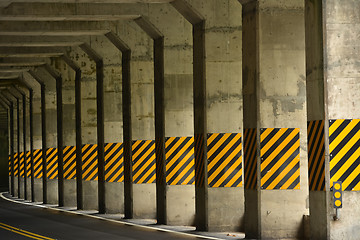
{"left": 208, "top": 187, "right": 244, "bottom": 232}
{"left": 63, "top": 179, "right": 76, "bottom": 207}
{"left": 133, "top": 183, "right": 156, "bottom": 219}
{"left": 105, "top": 182, "right": 124, "bottom": 214}
{"left": 166, "top": 185, "right": 195, "bottom": 226}
{"left": 19, "top": 177, "right": 24, "bottom": 199}
{"left": 46, "top": 179, "right": 58, "bottom": 204}
{"left": 82, "top": 180, "right": 98, "bottom": 210}
{"left": 8, "top": 176, "right": 11, "bottom": 194}
{"left": 13, "top": 177, "right": 18, "bottom": 197}
{"left": 26, "top": 177, "right": 31, "bottom": 200}
{"left": 34, "top": 178, "right": 43, "bottom": 202}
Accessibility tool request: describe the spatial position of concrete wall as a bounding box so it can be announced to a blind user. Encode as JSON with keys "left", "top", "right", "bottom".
{"left": 324, "top": 1, "right": 360, "bottom": 239}
{"left": 258, "top": 1, "right": 308, "bottom": 238}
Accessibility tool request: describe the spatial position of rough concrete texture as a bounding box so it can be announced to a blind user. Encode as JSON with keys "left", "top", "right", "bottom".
{"left": 324, "top": 1, "right": 360, "bottom": 239}
{"left": 208, "top": 187, "right": 244, "bottom": 232}
{"left": 309, "top": 191, "right": 328, "bottom": 240}
{"left": 47, "top": 179, "right": 58, "bottom": 204}
{"left": 63, "top": 179, "right": 76, "bottom": 207}
{"left": 82, "top": 180, "right": 98, "bottom": 210}
{"left": 13, "top": 177, "right": 18, "bottom": 197}
{"left": 133, "top": 183, "right": 156, "bottom": 219}
{"left": 166, "top": 185, "right": 195, "bottom": 226}
{"left": 33, "top": 178, "right": 43, "bottom": 202}
{"left": 330, "top": 191, "right": 360, "bottom": 240}
{"left": 242, "top": 0, "right": 309, "bottom": 239}
{"left": 19, "top": 177, "right": 24, "bottom": 199}
{"left": 258, "top": 1, "right": 309, "bottom": 237}
{"left": 26, "top": 177, "right": 31, "bottom": 200}
{"left": 186, "top": 0, "right": 244, "bottom": 231}
{"left": 105, "top": 182, "right": 124, "bottom": 214}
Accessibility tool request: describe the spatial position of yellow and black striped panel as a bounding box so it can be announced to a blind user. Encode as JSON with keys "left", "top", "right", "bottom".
{"left": 207, "top": 133, "right": 242, "bottom": 187}
{"left": 46, "top": 148, "right": 58, "bottom": 180}
{"left": 63, "top": 146, "right": 76, "bottom": 180}
{"left": 105, "top": 143, "right": 124, "bottom": 183}
{"left": 19, "top": 152, "right": 24, "bottom": 177}
{"left": 8, "top": 155, "right": 11, "bottom": 176}
{"left": 307, "top": 120, "right": 325, "bottom": 191}
{"left": 14, "top": 153, "right": 18, "bottom": 177}
{"left": 26, "top": 151, "right": 31, "bottom": 178}
{"left": 33, "top": 149, "right": 43, "bottom": 179}
{"left": 82, "top": 144, "right": 98, "bottom": 181}
{"left": 329, "top": 119, "right": 360, "bottom": 191}
{"left": 132, "top": 140, "right": 156, "bottom": 184}
{"left": 260, "top": 128, "right": 300, "bottom": 190}
{"left": 194, "top": 134, "right": 206, "bottom": 187}
{"left": 244, "top": 129, "right": 257, "bottom": 189}
{"left": 165, "top": 136, "right": 195, "bottom": 185}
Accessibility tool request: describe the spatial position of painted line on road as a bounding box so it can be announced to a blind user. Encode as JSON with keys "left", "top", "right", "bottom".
{"left": 0, "top": 222, "right": 55, "bottom": 240}
{"left": 0, "top": 192, "right": 223, "bottom": 240}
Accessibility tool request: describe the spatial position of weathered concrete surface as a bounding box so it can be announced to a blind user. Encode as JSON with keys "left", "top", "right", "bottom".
{"left": 243, "top": 0, "right": 309, "bottom": 239}
{"left": 166, "top": 185, "right": 195, "bottom": 226}
{"left": 208, "top": 187, "right": 244, "bottom": 232}
{"left": 13, "top": 177, "right": 18, "bottom": 197}
{"left": 33, "top": 178, "right": 43, "bottom": 202}
{"left": 19, "top": 177, "right": 24, "bottom": 199}
{"left": 133, "top": 183, "right": 156, "bottom": 219}
{"left": 47, "top": 179, "right": 58, "bottom": 204}
{"left": 82, "top": 180, "right": 98, "bottom": 210}
{"left": 105, "top": 182, "right": 124, "bottom": 214}
{"left": 147, "top": 3, "right": 195, "bottom": 226}
{"left": 186, "top": 0, "right": 244, "bottom": 231}
{"left": 63, "top": 179, "right": 76, "bottom": 207}
{"left": 26, "top": 177, "right": 31, "bottom": 200}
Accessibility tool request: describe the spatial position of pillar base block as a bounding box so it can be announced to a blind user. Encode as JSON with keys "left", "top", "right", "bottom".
{"left": 166, "top": 185, "right": 195, "bottom": 226}
{"left": 133, "top": 183, "right": 156, "bottom": 219}
{"left": 105, "top": 182, "right": 124, "bottom": 214}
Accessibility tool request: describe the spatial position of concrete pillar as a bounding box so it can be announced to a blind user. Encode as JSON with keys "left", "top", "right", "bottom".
{"left": 36, "top": 67, "right": 58, "bottom": 205}
{"left": 305, "top": 1, "right": 360, "bottom": 239}
{"left": 28, "top": 72, "right": 44, "bottom": 203}
{"left": 241, "top": 0, "right": 308, "bottom": 239}
{"left": 184, "top": 0, "right": 244, "bottom": 231}
{"left": 88, "top": 35, "right": 125, "bottom": 214}
{"left": 114, "top": 22, "right": 157, "bottom": 219}
{"left": 52, "top": 57, "right": 77, "bottom": 207}
{"left": 147, "top": 3, "right": 195, "bottom": 226}
{"left": 69, "top": 47, "right": 98, "bottom": 210}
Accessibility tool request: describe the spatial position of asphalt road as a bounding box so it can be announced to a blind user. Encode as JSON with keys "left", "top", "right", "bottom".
{"left": 0, "top": 193, "right": 197, "bottom": 240}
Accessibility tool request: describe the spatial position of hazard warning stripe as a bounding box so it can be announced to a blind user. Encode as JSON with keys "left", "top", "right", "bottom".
{"left": 19, "top": 152, "right": 24, "bottom": 177}
{"left": 165, "top": 136, "right": 195, "bottom": 185}
{"left": 8, "top": 155, "right": 11, "bottom": 176}
{"left": 194, "top": 134, "right": 206, "bottom": 187}
{"left": 132, "top": 140, "right": 156, "bottom": 184}
{"left": 63, "top": 146, "right": 76, "bottom": 180}
{"left": 329, "top": 119, "right": 360, "bottom": 191}
{"left": 82, "top": 144, "right": 98, "bottom": 181}
{"left": 207, "top": 133, "right": 242, "bottom": 188}
{"left": 244, "top": 129, "right": 257, "bottom": 189}
{"left": 14, "top": 153, "right": 18, "bottom": 177}
{"left": 105, "top": 143, "right": 124, "bottom": 183}
{"left": 307, "top": 120, "right": 325, "bottom": 191}
{"left": 26, "top": 151, "right": 31, "bottom": 178}
{"left": 33, "top": 149, "right": 43, "bottom": 179}
{"left": 46, "top": 148, "right": 58, "bottom": 179}
{"left": 260, "top": 128, "right": 300, "bottom": 190}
